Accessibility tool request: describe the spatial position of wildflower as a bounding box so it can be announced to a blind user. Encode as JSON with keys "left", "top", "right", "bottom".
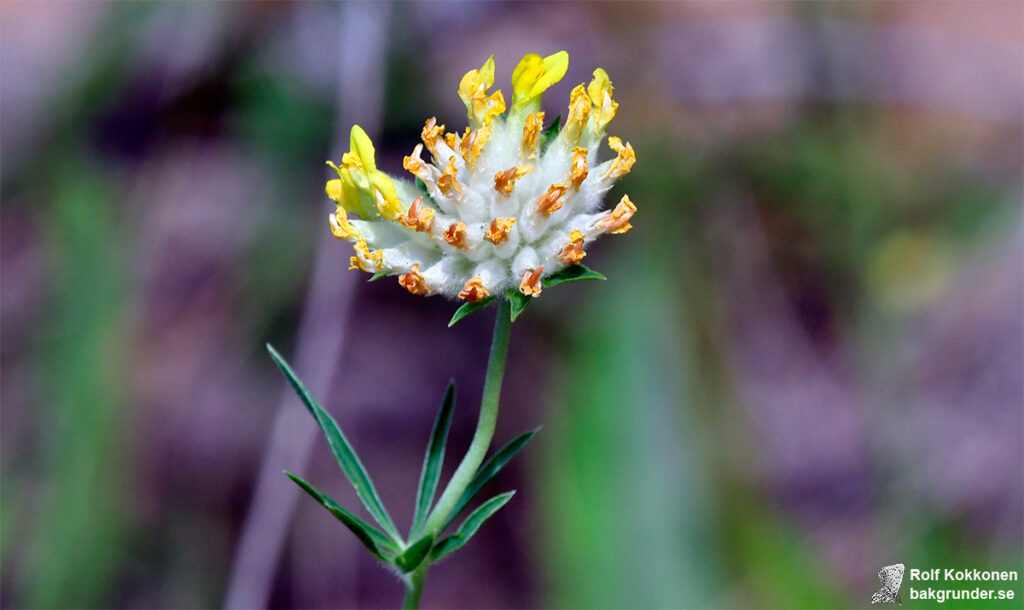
{"left": 325, "top": 51, "right": 636, "bottom": 301}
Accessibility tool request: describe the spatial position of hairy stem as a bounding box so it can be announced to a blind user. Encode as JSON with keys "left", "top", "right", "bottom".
{"left": 423, "top": 298, "right": 512, "bottom": 536}
{"left": 402, "top": 566, "right": 427, "bottom": 610}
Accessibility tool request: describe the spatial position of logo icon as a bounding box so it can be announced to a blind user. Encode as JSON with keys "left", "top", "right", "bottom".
{"left": 871, "top": 563, "right": 905, "bottom": 605}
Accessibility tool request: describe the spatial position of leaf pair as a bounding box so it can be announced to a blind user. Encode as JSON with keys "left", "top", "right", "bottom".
{"left": 268, "top": 345, "right": 403, "bottom": 558}
{"left": 270, "top": 346, "right": 535, "bottom": 574}
{"left": 431, "top": 492, "right": 515, "bottom": 561}
{"left": 408, "top": 382, "right": 538, "bottom": 562}
{"left": 269, "top": 345, "right": 400, "bottom": 539}
{"left": 448, "top": 263, "right": 606, "bottom": 326}
{"left": 285, "top": 472, "right": 399, "bottom": 561}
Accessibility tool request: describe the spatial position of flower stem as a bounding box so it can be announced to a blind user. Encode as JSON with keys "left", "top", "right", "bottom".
{"left": 402, "top": 566, "right": 427, "bottom": 610}
{"left": 423, "top": 298, "right": 512, "bottom": 536}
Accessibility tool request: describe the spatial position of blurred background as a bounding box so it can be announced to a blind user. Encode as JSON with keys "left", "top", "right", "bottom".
{"left": 2, "top": 1, "right": 1021, "bottom": 608}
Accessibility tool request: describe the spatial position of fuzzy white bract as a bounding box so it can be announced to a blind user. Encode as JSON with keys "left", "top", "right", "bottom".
{"left": 326, "top": 51, "right": 636, "bottom": 302}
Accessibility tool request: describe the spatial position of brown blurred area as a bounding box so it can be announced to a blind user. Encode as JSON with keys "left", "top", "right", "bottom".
{"left": 1, "top": 2, "right": 1021, "bottom": 609}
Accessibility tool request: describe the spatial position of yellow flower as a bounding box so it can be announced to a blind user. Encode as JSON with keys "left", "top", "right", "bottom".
{"left": 511, "top": 51, "right": 569, "bottom": 110}
{"left": 459, "top": 55, "right": 506, "bottom": 127}
{"left": 326, "top": 125, "right": 403, "bottom": 221}
{"left": 587, "top": 68, "right": 618, "bottom": 134}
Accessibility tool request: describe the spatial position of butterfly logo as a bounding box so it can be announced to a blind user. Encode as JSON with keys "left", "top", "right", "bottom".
{"left": 871, "top": 563, "right": 905, "bottom": 605}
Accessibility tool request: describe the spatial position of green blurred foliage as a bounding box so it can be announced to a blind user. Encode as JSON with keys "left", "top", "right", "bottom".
{"left": 2, "top": 4, "right": 330, "bottom": 607}
{"left": 19, "top": 155, "right": 130, "bottom": 608}
{"left": 538, "top": 113, "right": 1020, "bottom": 607}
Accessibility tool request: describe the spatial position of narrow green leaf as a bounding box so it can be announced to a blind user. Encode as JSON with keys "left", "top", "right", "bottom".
{"left": 267, "top": 344, "right": 402, "bottom": 542}
{"left": 540, "top": 113, "right": 562, "bottom": 153}
{"left": 369, "top": 271, "right": 389, "bottom": 282}
{"left": 507, "top": 290, "right": 533, "bottom": 323}
{"left": 285, "top": 472, "right": 398, "bottom": 561}
{"left": 448, "top": 296, "right": 496, "bottom": 327}
{"left": 431, "top": 491, "right": 515, "bottom": 561}
{"left": 410, "top": 382, "right": 456, "bottom": 538}
{"left": 396, "top": 535, "right": 434, "bottom": 573}
{"left": 542, "top": 263, "right": 607, "bottom": 287}
{"left": 443, "top": 428, "right": 539, "bottom": 530}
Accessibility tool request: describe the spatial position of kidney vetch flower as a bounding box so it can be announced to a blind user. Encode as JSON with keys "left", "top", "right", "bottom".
{"left": 269, "top": 50, "right": 643, "bottom": 609}
{"left": 325, "top": 50, "right": 636, "bottom": 303}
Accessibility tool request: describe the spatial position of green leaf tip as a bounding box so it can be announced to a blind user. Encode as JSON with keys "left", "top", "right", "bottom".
{"left": 444, "top": 427, "right": 539, "bottom": 530}
{"left": 431, "top": 491, "right": 515, "bottom": 562}
{"left": 542, "top": 263, "right": 606, "bottom": 287}
{"left": 284, "top": 471, "right": 399, "bottom": 561}
{"left": 449, "top": 296, "right": 496, "bottom": 327}
{"left": 410, "top": 382, "right": 456, "bottom": 539}
{"left": 540, "top": 113, "right": 562, "bottom": 154}
{"left": 267, "top": 344, "right": 402, "bottom": 542}
{"left": 369, "top": 271, "right": 389, "bottom": 282}
{"left": 506, "top": 290, "right": 533, "bottom": 322}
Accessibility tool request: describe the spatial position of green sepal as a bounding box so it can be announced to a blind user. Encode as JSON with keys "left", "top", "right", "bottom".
{"left": 369, "top": 272, "right": 389, "bottom": 282}
{"left": 443, "top": 428, "right": 539, "bottom": 530}
{"left": 542, "top": 263, "right": 606, "bottom": 287}
{"left": 506, "top": 290, "right": 533, "bottom": 323}
{"left": 285, "top": 471, "right": 398, "bottom": 561}
{"left": 267, "top": 344, "right": 402, "bottom": 543}
{"left": 414, "top": 177, "right": 441, "bottom": 209}
{"left": 448, "top": 296, "right": 496, "bottom": 327}
{"left": 415, "top": 178, "right": 430, "bottom": 197}
{"left": 410, "top": 382, "right": 456, "bottom": 539}
{"left": 430, "top": 491, "right": 515, "bottom": 562}
{"left": 396, "top": 535, "right": 435, "bottom": 573}
{"left": 540, "top": 113, "right": 562, "bottom": 154}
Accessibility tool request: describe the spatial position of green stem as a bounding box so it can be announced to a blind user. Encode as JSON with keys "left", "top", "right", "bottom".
{"left": 402, "top": 566, "right": 427, "bottom": 609}
{"left": 423, "top": 298, "right": 512, "bottom": 536}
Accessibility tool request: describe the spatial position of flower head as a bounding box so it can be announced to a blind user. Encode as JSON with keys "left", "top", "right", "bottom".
{"left": 325, "top": 51, "right": 637, "bottom": 303}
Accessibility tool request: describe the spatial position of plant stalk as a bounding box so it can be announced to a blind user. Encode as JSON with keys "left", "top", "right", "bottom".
{"left": 423, "top": 298, "right": 512, "bottom": 536}
{"left": 401, "top": 299, "right": 512, "bottom": 608}
{"left": 402, "top": 566, "right": 427, "bottom": 610}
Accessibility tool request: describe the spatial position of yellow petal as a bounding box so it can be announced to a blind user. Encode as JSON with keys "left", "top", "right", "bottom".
{"left": 587, "top": 68, "right": 619, "bottom": 133}
{"left": 511, "top": 54, "right": 541, "bottom": 96}
{"left": 520, "top": 111, "right": 545, "bottom": 159}
{"left": 459, "top": 56, "right": 505, "bottom": 127}
{"left": 603, "top": 137, "right": 636, "bottom": 180}
{"left": 512, "top": 51, "right": 569, "bottom": 108}
{"left": 349, "top": 125, "right": 376, "bottom": 171}
{"left": 563, "top": 84, "right": 592, "bottom": 144}
{"left": 601, "top": 194, "right": 637, "bottom": 234}
{"left": 329, "top": 207, "right": 360, "bottom": 240}
{"left": 535, "top": 51, "right": 569, "bottom": 96}
{"left": 587, "top": 68, "right": 613, "bottom": 106}
{"left": 325, "top": 179, "right": 343, "bottom": 203}
{"left": 459, "top": 55, "right": 496, "bottom": 105}
{"left": 326, "top": 128, "right": 406, "bottom": 221}
{"left": 568, "top": 146, "right": 589, "bottom": 190}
